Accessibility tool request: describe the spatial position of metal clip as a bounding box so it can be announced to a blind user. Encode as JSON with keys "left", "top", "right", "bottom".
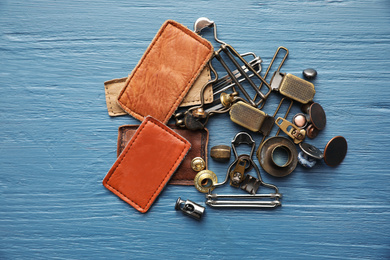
{"left": 229, "top": 101, "right": 269, "bottom": 132}
{"left": 271, "top": 72, "right": 315, "bottom": 104}
{"left": 206, "top": 132, "right": 282, "bottom": 209}
{"left": 275, "top": 117, "right": 306, "bottom": 144}
{"left": 229, "top": 157, "right": 247, "bottom": 187}
{"left": 194, "top": 17, "right": 272, "bottom": 107}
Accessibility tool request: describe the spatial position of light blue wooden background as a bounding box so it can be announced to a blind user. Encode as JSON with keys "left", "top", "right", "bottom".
{"left": 1, "top": 0, "right": 389, "bottom": 259}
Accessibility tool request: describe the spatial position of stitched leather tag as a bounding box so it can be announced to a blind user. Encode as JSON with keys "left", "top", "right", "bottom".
{"left": 117, "top": 125, "right": 208, "bottom": 185}
{"left": 117, "top": 20, "right": 214, "bottom": 123}
{"left": 103, "top": 116, "right": 191, "bottom": 213}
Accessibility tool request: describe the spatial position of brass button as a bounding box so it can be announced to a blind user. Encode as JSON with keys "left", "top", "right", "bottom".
{"left": 191, "top": 157, "right": 206, "bottom": 172}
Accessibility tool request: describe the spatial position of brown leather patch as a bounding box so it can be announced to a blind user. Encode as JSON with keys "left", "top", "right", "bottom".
{"left": 118, "top": 125, "right": 209, "bottom": 185}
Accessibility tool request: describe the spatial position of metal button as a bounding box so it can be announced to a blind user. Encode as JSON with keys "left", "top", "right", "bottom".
{"left": 306, "top": 124, "right": 319, "bottom": 139}
{"left": 303, "top": 68, "right": 317, "bottom": 80}
{"left": 323, "top": 136, "right": 348, "bottom": 167}
{"left": 191, "top": 157, "right": 206, "bottom": 172}
{"left": 306, "top": 102, "right": 326, "bottom": 130}
{"left": 292, "top": 113, "right": 308, "bottom": 128}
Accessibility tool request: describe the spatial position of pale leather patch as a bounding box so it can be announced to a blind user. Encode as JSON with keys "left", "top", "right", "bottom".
{"left": 104, "top": 65, "right": 213, "bottom": 116}
{"left": 104, "top": 77, "right": 128, "bottom": 116}
{"left": 180, "top": 64, "right": 213, "bottom": 107}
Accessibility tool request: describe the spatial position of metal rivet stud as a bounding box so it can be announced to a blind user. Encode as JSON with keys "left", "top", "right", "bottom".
{"left": 191, "top": 157, "right": 206, "bottom": 172}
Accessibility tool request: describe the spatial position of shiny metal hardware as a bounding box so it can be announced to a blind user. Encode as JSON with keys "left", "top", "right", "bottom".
{"left": 240, "top": 175, "right": 260, "bottom": 194}
{"left": 174, "top": 110, "right": 208, "bottom": 130}
{"left": 194, "top": 17, "right": 272, "bottom": 107}
{"left": 206, "top": 192, "right": 281, "bottom": 208}
{"left": 275, "top": 117, "right": 306, "bottom": 144}
{"left": 271, "top": 72, "right": 315, "bottom": 104}
{"left": 324, "top": 136, "right": 348, "bottom": 167}
{"left": 206, "top": 132, "right": 282, "bottom": 208}
{"left": 175, "top": 197, "right": 205, "bottom": 220}
{"left": 237, "top": 154, "right": 253, "bottom": 172}
{"left": 298, "top": 136, "right": 347, "bottom": 167}
{"left": 253, "top": 46, "right": 289, "bottom": 105}
{"left": 229, "top": 101, "right": 269, "bottom": 132}
{"left": 292, "top": 113, "right": 308, "bottom": 128}
{"left": 303, "top": 68, "right": 317, "bottom": 80}
{"left": 258, "top": 136, "right": 298, "bottom": 177}
{"left": 229, "top": 157, "right": 247, "bottom": 187}
{"left": 191, "top": 157, "right": 206, "bottom": 172}
{"left": 306, "top": 124, "right": 319, "bottom": 139}
{"left": 210, "top": 145, "right": 231, "bottom": 162}
{"left": 194, "top": 170, "right": 218, "bottom": 193}
{"left": 302, "top": 102, "right": 327, "bottom": 131}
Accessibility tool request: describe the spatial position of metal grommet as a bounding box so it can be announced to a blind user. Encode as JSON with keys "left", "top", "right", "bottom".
{"left": 191, "top": 157, "right": 206, "bottom": 172}
{"left": 271, "top": 145, "right": 293, "bottom": 168}
{"left": 323, "top": 136, "right": 348, "bottom": 167}
{"left": 292, "top": 113, "right": 308, "bottom": 128}
{"left": 258, "top": 136, "right": 298, "bottom": 177}
{"left": 194, "top": 170, "right": 218, "bottom": 193}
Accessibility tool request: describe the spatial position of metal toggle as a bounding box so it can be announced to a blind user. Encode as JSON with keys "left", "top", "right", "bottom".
{"left": 175, "top": 197, "right": 205, "bottom": 220}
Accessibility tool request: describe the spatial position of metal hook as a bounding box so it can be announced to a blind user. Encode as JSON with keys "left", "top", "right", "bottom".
{"left": 194, "top": 17, "right": 226, "bottom": 45}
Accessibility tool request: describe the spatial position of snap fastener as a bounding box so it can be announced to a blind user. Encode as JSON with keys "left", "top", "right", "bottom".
{"left": 292, "top": 113, "right": 308, "bottom": 128}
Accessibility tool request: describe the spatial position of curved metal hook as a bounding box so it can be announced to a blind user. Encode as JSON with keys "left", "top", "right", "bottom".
{"left": 194, "top": 17, "right": 226, "bottom": 45}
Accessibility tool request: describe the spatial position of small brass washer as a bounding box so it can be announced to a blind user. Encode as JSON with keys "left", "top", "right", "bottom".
{"left": 191, "top": 157, "right": 206, "bottom": 172}
{"left": 194, "top": 170, "right": 218, "bottom": 193}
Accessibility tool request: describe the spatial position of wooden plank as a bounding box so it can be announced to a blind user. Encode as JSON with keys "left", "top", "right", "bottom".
{"left": 1, "top": 0, "right": 389, "bottom": 259}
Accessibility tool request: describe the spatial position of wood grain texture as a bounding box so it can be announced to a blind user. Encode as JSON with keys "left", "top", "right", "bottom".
{"left": 1, "top": 0, "right": 389, "bottom": 259}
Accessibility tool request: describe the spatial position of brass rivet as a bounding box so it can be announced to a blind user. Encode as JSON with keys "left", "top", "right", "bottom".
{"left": 191, "top": 157, "right": 206, "bottom": 172}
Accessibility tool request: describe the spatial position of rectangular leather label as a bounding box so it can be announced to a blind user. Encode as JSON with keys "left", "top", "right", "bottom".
{"left": 103, "top": 116, "right": 191, "bottom": 213}
{"left": 117, "top": 20, "right": 213, "bottom": 123}
{"left": 117, "top": 125, "right": 208, "bottom": 185}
